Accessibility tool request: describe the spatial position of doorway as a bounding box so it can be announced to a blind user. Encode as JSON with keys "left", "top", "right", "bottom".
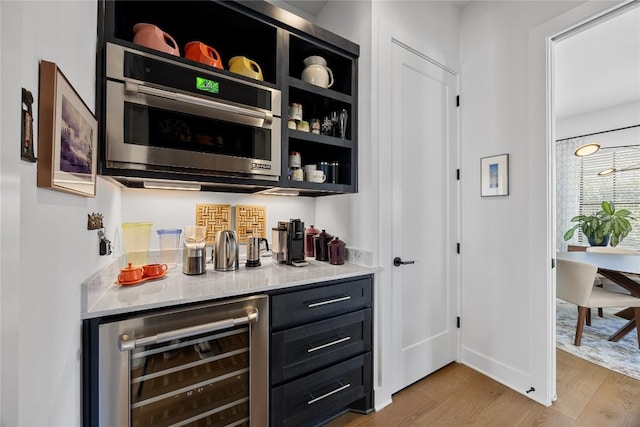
{"left": 551, "top": 0, "right": 640, "bottom": 378}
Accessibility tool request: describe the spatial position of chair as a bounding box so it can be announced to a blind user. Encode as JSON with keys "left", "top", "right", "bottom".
{"left": 556, "top": 258, "right": 640, "bottom": 348}
{"left": 585, "top": 246, "right": 639, "bottom": 317}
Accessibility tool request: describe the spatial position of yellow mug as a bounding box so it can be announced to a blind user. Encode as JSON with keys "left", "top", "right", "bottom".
{"left": 228, "top": 56, "right": 264, "bottom": 81}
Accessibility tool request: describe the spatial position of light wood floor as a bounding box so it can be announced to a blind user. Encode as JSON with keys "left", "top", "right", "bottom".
{"left": 326, "top": 349, "right": 640, "bottom": 426}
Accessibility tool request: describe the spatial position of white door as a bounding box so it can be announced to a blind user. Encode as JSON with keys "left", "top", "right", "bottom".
{"left": 390, "top": 41, "right": 459, "bottom": 393}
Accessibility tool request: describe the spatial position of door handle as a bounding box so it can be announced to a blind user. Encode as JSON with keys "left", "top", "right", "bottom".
{"left": 118, "top": 308, "right": 258, "bottom": 351}
{"left": 393, "top": 257, "right": 415, "bottom": 267}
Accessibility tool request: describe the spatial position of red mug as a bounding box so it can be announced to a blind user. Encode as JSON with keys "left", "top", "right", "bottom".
{"left": 143, "top": 263, "right": 168, "bottom": 277}
{"left": 185, "top": 41, "right": 223, "bottom": 70}
{"left": 118, "top": 263, "right": 144, "bottom": 283}
{"left": 132, "top": 23, "right": 180, "bottom": 56}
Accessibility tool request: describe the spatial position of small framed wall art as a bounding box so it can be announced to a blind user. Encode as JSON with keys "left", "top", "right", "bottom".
{"left": 480, "top": 153, "right": 509, "bottom": 197}
{"left": 37, "top": 60, "right": 97, "bottom": 197}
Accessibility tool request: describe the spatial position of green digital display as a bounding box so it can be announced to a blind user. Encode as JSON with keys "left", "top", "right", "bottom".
{"left": 196, "top": 77, "right": 219, "bottom": 94}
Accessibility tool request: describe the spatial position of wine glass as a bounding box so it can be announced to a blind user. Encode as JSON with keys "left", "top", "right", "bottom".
{"left": 339, "top": 109, "right": 348, "bottom": 139}
{"left": 330, "top": 111, "right": 339, "bottom": 137}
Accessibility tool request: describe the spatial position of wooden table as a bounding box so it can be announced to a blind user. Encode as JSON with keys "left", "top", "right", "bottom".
{"left": 557, "top": 251, "right": 640, "bottom": 341}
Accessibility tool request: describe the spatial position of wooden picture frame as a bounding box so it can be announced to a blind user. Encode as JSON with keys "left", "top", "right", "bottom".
{"left": 481, "top": 153, "right": 509, "bottom": 197}
{"left": 37, "top": 60, "right": 97, "bottom": 197}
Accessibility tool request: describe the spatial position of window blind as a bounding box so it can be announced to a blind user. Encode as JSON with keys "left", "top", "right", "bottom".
{"left": 557, "top": 142, "right": 640, "bottom": 250}
{"left": 579, "top": 147, "right": 640, "bottom": 247}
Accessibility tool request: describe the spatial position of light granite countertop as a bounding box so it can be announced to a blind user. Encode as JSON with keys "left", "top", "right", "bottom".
{"left": 81, "top": 252, "right": 381, "bottom": 320}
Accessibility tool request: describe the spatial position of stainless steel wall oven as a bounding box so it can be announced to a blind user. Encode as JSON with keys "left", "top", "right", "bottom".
{"left": 103, "top": 43, "right": 281, "bottom": 183}
{"left": 83, "top": 295, "right": 268, "bottom": 426}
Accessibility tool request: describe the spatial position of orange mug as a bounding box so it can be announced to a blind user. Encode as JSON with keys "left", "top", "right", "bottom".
{"left": 143, "top": 263, "right": 168, "bottom": 277}
{"left": 118, "top": 263, "right": 144, "bottom": 283}
{"left": 185, "top": 41, "right": 223, "bottom": 70}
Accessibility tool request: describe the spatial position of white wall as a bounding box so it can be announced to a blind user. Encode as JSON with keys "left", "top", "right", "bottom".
{"left": 557, "top": 100, "right": 640, "bottom": 140}
{"left": 458, "top": 0, "right": 617, "bottom": 402}
{"left": 1, "top": 2, "right": 116, "bottom": 424}
{"left": 119, "top": 188, "right": 317, "bottom": 254}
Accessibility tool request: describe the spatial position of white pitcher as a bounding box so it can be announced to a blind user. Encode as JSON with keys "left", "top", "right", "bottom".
{"left": 301, "top": 55, "right": 334, "bottom": 88}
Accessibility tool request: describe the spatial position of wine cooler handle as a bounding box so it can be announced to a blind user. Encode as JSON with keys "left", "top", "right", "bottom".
{"left": 118, "top": 308, "right": 258, "bottom": 352}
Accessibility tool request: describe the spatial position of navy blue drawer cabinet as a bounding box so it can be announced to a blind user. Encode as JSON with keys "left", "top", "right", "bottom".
{"left": 269, "top": 275, "right": 374, "bottom": 426}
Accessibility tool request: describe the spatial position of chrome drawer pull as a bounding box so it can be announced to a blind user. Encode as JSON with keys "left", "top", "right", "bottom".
{"left": 118, "top": 309, "right": 258, "bottom": 351}
{"left": 307, "top": 336, "right": 351, "bottom": 353}
{"left": 307, "top": 296, "right": 351, "bottom": 308}
{"left": 307, "top": 383, "right": 351, "bottom": 405}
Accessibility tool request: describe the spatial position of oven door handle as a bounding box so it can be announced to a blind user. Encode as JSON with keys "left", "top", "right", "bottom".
{"left": 118, "top": 308, "right": 259, "bottom": 352}
{"left": 124, "top": 80, "right": 273, "bottom": 125}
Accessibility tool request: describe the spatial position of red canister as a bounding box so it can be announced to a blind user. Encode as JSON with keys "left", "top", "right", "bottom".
{"left": 313, "top": 229, "right": 333, "bottom": 261}
{"left": 328, "top": 237, "right": 346, "bottom": 265}
{"left": 305, "top": 224, "right": 320, "bottom": 258}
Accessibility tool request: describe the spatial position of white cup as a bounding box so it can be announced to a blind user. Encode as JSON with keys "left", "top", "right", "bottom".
{"left": 303, "top": 164, "right": 316, "bottom": 181}
{"left": 291, "top": 168, "right": 303, "bottom": 181}
{"left": 288, "top": 103, "right": 302, "bottom": 121}
{"left": 311, "top": 170, "right": 326, "bottom": 183}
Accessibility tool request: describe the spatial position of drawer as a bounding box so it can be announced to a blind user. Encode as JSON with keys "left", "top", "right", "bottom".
{"left": 271, "top": 309, "right": 371, "bottom": 385}
{"left": 271, "top": 276, "right": 372, "bottom": 330}
{"left": 271, "top": 352, "right": 372, "bottom": 427}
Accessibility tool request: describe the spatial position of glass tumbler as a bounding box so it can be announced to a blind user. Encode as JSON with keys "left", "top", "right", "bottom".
{"left": 122, "top": 222, "right": 153, "bottom": 267}
{"left": 183, "top": 225, "right": 207, "bottom": 249}
{"left": 157, "top": 228, "right": 182, "bottom": 268}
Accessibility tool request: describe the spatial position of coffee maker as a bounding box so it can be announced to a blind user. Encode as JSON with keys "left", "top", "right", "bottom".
{"left": 272, "top": 219, "right": 305, "bottom": 265}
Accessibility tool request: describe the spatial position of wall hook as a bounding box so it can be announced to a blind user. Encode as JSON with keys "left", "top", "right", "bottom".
{"left": 88, "top": 213, "right": 104, "bottom": 230}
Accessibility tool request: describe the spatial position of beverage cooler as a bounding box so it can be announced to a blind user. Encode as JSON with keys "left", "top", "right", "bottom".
{"left": 83, "top": 295, "right": 268, "bottom": 427}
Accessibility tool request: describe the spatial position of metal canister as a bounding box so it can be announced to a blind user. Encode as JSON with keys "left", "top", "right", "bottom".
{"left": 329, "top": 161, "right": 340, "bottom": 184}
{"left": 317, "top": 161, "right": 330, "bottom": 180}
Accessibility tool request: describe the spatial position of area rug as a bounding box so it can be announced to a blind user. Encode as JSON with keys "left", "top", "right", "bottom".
{"left": 556, "top": 299, "right": 640, "bottom": 380}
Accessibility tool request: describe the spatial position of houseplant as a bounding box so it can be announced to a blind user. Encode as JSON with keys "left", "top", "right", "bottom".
{"left": 563, "top": 201, "right": 636, "bottom": 247}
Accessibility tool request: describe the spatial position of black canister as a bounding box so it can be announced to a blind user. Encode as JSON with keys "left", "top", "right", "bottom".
{"left": 314, "top": 229, "right": 333, "bottom": 261}
{"left": 317, "top": 162, "right": 330, "bottom": 182}
{"left": 329, "top": 161, "right": 339, "bottom": 184}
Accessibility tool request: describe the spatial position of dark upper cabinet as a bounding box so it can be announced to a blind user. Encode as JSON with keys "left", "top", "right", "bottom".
{"left": 96, "top": 0, "right": 359, "bottom": 196}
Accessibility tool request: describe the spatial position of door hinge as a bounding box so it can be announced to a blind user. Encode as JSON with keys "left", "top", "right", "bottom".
{"left": 457, "top": 242, "right": 460, "bottom": 254}
{"left": 552, "top": 258, "right": 556, "bottom": 269}
{"left": 456, "top": 169, "right": 460, "bottom": 180}
{"left": 457, "top": 317, "right": 461, "bottom": 328}
{"left": 456, "top": 95, "right": 460, "bottom": 107}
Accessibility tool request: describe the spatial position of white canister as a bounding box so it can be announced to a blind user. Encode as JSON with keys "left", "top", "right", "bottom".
{"left": 289, "top": 151, "right": 301, "bottom": 168}
{"left": 288, "top": 103, "right": 303, "bottom": 121}
{"left": 290, "top": 168, "right": 303, "bottom": 181}
{"left": 303, "top": 164, "right": 317, "bottom": 181}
